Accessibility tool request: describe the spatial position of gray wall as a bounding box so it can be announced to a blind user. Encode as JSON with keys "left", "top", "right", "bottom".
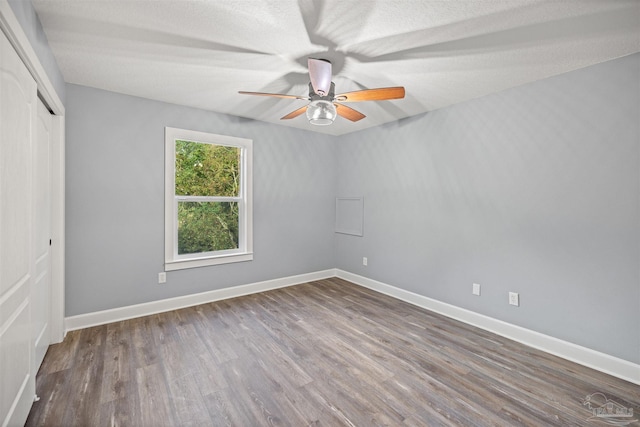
{"left": 65, "top": 84, "right": 336, "bottom": 316}
{"left": 8, "top": 0, "right": 65, "bottom": 103}
{"left": 65, "top": 54, "right": 638, "bottom": 364}
{"left": 7, "top": 0, "right": 636, "bottom": 368}
{"left": 335, "top": 53, "right": 639, "bottom": 364}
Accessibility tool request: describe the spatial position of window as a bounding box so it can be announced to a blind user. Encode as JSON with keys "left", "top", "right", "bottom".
{"left": 165, "top": 127, "right": 252, "bottom": 270}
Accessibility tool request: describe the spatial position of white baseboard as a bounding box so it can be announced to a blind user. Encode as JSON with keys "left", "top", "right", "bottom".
{"left": 335, "top": 269, "right": 640, "bottom": 386}
{"left": 65, "top": 267, "right": 639, "bottom": 385}
{"left": 64, "top": 269, "right": 336, "bottom": 332}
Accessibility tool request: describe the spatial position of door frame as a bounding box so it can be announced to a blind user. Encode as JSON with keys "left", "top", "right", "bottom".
{"left": 0, "top": 1, "right": 65, "bottom": 343}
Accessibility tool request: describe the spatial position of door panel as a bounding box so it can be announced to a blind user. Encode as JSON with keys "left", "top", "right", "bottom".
{"left": 0, "top": 28, "right": 37, "bottom": 427}
{"left": 33, "top": 99, "right": 52, "bottom": 369}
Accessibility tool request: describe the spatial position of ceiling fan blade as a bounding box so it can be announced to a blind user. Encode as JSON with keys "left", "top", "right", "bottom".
{"left": 308, "top": 58, "right": 332, "bottom": 96}
{"left": 334, "top": 103, "right": 366, "bottom": 122}
{"left": 239, "top": 91, "right": 308, "bottom": 100}
{"left": 334, "top": 87, "right": 405, "bottom": 102}
{"left": 281, "top": 105, "right": 308, "bottom": 120}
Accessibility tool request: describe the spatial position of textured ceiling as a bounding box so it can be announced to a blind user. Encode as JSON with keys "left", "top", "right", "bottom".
{"left": 32, "top": 0, "right": 640, "bottom": 136}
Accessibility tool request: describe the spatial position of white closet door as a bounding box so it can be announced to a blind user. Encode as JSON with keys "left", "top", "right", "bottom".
{"left": 0, "top": 28, "right": 37, "bottom": 427}
{"left": 33, "top": 99, "right": 52, "bottom": 370}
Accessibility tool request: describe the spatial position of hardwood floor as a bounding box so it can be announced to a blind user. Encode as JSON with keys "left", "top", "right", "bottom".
{"left": 26, "top": 278, "right": 639, "bottom": 426}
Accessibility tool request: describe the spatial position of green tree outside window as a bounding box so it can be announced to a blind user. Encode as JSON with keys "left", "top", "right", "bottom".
{"left": 175, "top": 140, "right": 240, "bottom": 255}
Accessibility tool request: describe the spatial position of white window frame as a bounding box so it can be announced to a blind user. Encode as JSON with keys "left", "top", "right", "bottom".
{"left": 164, "top": 127, "right": 253, "bottom": 271}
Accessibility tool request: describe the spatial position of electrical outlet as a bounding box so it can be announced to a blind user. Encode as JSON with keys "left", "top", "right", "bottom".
{"left": 509, "top": 292, "right": 519, "bottom": 306}
{"left": 158, "top": 272, "right": 166, "bottom": 284}
{"left": 472, "top": 283, "right": 481, "bottom": 296}
{"left": 363, "top": 257, "right": 368, "bottom": 266}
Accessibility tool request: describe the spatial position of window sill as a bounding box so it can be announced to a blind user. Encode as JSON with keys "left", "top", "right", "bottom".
{"left": 165, "top": 252, "right": 253, "bottom": 271}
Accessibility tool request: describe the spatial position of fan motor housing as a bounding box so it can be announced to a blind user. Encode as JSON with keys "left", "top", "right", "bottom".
{"left": 309, "top": 82, "right": 335, "bottom": 102}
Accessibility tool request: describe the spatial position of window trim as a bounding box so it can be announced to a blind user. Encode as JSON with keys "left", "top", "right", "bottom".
{"left": 164, "top": 127, "right": 253, "bottom": 271}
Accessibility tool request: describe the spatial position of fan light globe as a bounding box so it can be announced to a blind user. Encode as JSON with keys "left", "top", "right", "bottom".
{"left": 306, "top": 100, "right": 336, "bottom": 125}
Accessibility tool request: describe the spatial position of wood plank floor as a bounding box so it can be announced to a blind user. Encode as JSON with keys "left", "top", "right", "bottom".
{"left": 26, "top": 278, "right": 639, "bottom": 426}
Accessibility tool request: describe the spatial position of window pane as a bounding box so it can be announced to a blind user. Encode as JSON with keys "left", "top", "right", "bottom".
{"left": 178, "top": 201, "right": 239, "bottom": 255}
{"left": 175, "top": 140, "right": 240, "bottom": 197}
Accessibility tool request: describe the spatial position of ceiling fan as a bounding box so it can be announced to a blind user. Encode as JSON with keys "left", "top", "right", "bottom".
{"left": 239, "top": 58, "right": 405, "bottom": 126}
